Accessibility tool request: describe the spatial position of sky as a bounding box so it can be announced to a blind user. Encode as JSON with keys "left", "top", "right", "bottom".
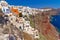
{"left": 5, "top": 0, "right": 60, "bottom": 8}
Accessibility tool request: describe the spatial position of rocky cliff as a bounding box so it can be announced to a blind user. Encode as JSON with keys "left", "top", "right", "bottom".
{"left": 29, "top": 10, "right": 59, "bottom": 40}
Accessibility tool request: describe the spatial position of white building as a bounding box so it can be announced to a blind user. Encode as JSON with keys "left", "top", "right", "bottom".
{"left": 24, "top": 21, "right": 30, "bottom": 27}
{"left": 39, "top": 8, "right": 52, "bottom": 12}
{"left": 0, "top": 0, "right": 11, "bottom": 15}
{"left": 2, "top": 6, "right": 10, "bottom": 15}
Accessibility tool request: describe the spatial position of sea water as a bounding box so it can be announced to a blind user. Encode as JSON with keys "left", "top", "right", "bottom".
{"left": 50, "top": 15, "right": 60, "bottom": 33}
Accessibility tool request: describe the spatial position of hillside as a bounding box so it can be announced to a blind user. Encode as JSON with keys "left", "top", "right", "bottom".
{"left": 0, "top": 0, "right": 60, "bottom": 40}
{"left": 29, "top": 11, "right": 59, "bottom": 40}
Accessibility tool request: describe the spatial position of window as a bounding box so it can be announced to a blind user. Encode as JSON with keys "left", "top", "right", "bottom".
{"left": 6, "top": 9, "right": 10, "bottom": 13}
{"left": 26, "top": 25, "right": 29, "bottom": 27}
{"left": 36, "top": 34, "right": 38, "bottom": 36}
{"left": 6, "top": 9, "right": 9, "bottom": 11}
{"left": 11, "top": 18, "right": 13, "bottom": 20}
{"left": 19, "top": 26, "right": 21, "bottom": 29}
{"left": 3, "top": 8, "right": 5, "bottom": 12}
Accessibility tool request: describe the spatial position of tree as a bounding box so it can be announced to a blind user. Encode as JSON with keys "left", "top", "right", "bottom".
{"left": 19, "top": 12, "right": 22, "bottom": 17}
{"left": 0, "top": 9, "right": 4, "bottom": 16}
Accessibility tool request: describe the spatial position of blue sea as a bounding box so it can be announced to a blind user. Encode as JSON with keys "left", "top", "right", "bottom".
{"left": 50, "top": 15, "right": 60, "bottom": 33}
